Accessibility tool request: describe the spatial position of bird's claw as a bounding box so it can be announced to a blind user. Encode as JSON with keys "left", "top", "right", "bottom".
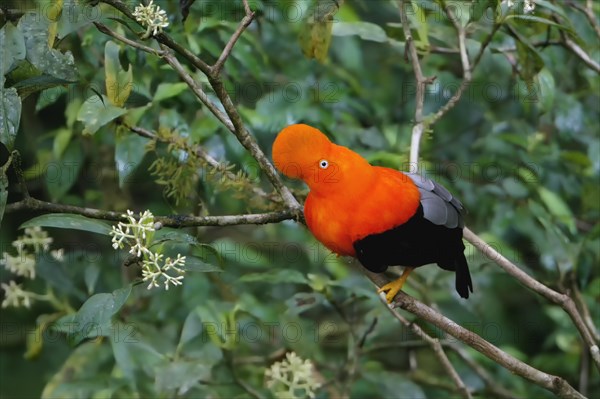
{"left": 377, "top": 283, "right": 400, "bottom": 304}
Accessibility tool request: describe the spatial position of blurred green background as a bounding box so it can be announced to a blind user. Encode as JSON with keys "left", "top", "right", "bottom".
{"left": 0, "top": 0, "right": 598, "bottom": 398}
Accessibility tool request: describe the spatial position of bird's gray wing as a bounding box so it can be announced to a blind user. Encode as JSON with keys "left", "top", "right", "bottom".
{"left": 404, "top": 172, "right": 465, "bottom": 229}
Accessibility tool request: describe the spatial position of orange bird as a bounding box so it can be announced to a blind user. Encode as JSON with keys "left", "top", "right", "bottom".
{"left": 272, "top": 124, "right": 473, "bottom": 303}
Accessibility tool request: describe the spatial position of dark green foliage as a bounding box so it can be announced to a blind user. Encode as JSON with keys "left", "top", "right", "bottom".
{"left": 1, "top": 0, "right": 598, "bottom": 398}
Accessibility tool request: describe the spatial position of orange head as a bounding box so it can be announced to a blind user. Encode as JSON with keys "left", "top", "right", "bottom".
{"left": 272, "top": 124, "right": 373, "bottom": 195}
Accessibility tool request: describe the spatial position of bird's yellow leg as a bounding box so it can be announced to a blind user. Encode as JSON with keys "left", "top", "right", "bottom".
{"left": 378, "top": 267, "right": 414, "bottom": 304}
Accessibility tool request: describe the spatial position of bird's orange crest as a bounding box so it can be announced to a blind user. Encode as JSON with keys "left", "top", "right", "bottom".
{"left": 273, "top": 124, "right": 333, "bottom": 183}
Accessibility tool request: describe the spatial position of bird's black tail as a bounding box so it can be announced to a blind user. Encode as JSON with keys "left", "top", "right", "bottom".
{"left": 454, "top": 253, "right": 473, "bottom": 299}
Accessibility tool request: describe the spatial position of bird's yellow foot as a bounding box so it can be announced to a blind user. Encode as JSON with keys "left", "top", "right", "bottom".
{"left": 377, "top": 267, "right": 413, "bottom": 304}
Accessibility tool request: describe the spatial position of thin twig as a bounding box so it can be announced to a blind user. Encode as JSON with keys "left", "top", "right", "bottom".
{"left": 127, "top": 125, "right": 271, "bottom": 200}
{"left": 447, "top": 343, "right": 516, "bottom": 399}
{"left": 443, "top": 1, "right": 471, "bottom": 82}
{"left": 569, "top": 0, "right": 600, "bottom": 40}
{"left": 93, "top": 22, "right": 164, "bottom": 56}
{"left": 428, "top": 22, "right": 501, "bottom": 127}
{"left": 463, "top": 228, "right": 600, "bottom": 373}
{"left": 98, "top": 0, "right": 212, "bottom": 75}
{"left": 569, "top": 277, "right": 600, "bottom": 343}
{"left": 563, "top": 36, "right": 600, "bottom": 73}
{"left": 5, "top": 197, "right": 295, "bottom": 227}
{"left": 212, "top": 11, "right": 256, "bottom": 76}
{"left": 381, "top": 296, "right": 473, "bottom": 399}
{"left": 399, "top": 0, "right": 434, "bottom": 168}
{"left": 160, "top": 47, "right": 235, "bottom": 132}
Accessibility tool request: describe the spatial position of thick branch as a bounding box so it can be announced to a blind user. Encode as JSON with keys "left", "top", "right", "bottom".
{"left": 393, "top": 291, "right": 585, "bottom": 398}
{"left": 206, "top": 75, "right": 302, "bottom": 213}
{"left": 5, "top": 197, "right": 295, "bottom": 227}
{"left": 363, "top": 269, "right": 585, "bottom": 399}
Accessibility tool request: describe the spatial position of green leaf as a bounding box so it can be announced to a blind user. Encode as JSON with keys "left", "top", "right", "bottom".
{"left": 46, "top": 140, "right": 83, "bottom": 201}
{"left": 470, "top": 0, "right": 494, "bottom": 22}
{"left": 105, "top": 41, "right": 133, "bottom": 107}
{"left": 52, "top": 128, "right": 73, "bottom": 160}
{"left": 179, "top": 310, "right": 204, "bottom": 348}
{"left": 538, "top": 187, "right": 576, "bottom": 233}
{"left": 239, "top": 269, "right": 308, "bottom": 284}
{"left": 298, "top": 0, "right": 339, "bottom": 62}
{"left": 115, "top": 132, "right": 147, "bottom": 188}
{"left": 21, "top": 214, "right": 113, "bottom": 235}
{"left": 110, "top": 327, "right": 165, "bottom": 386}
{"left": 332, "top": 22, "right": 387, "bottom": 42}
{"left": 0, "top": 22, "right": 26, "bottom": 75}
{"left": 0, "top": 76, "right": 21, "bottom": 150}
{"left": 60, "top": 286, "right": 132, "bottom": 345}
{"left": 502, "top": 177, "right": 529, "bottom": 198}
{"left": 155, "top": 361, "right": 211, "bottom": 395}
{"left": 534, "top": 67, "right": 555, "bottom": 113}
{"left": 505, "top": 14, "right": 575, "bottom": 35}
{"left": 184, "top": 256, "right": 223, "bottom": 273}
{"left": 154, "top": 228, "right": 200, "bottom": 245}
{"left": 77, "top": 94, "right": 127, "bottom": 135}
{"left": 57, "top": 0, "right": 104, "bottom": 38}
{"left": 17, "top": 12, "right": 78, "bottom": 81}
{"left": 84, "top": 264, "right": 101, "bottom": 295}
{"left": 515, "top": 39, "right": 544, "bottom": 85}
{"left": 13, "top": 75, "right": 75, "bottom": 100}
{"left": 410, "top": 1, "right": 429, "bottom": 50}
{"left": 37, "top": 255, "right": 87, "bottom": 300}
{"left": 153, "top": 82, "right": 189, "bottom": 102}
{"left": 41, "top": 341, "right": 113, "bottom": 399}
{"left": 0, "top": 154, "right": 12, "bottom": 228}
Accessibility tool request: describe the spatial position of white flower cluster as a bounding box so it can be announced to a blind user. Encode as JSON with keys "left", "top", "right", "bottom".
{"left": 0, "top": 227, "right": 63, "bottom": 308}
{"left": 132, "top": 0, "right": 169, "bottom": 37}
{"left": 110, "top": 210, "right": 186, "bottom": 290}
{"left": 265, "top": 352, "right": 322, "bottom": 399}
{"left": 0, "top": 281, "right": 34, "bottom": 309}
{"left": 503, "top": 0, "right": 535, "bottom": 14}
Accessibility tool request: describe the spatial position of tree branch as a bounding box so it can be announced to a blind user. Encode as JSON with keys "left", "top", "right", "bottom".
{"left": 159, "top": 47, "right": 236, "bottom": 132}
{"left": 98, "top": 0, "right": 212, "bottom": 75}
{"left": 463, "top": 228, "right": 600, "bottom": 372}
{"left": 363, "top": 268, "right": 585, "bottom": 399}
{"left": 5, "top": 197, "right": 295, "bottom": 227}
{"left": 93, "top": 22, "right": 164, "bottom": 56}
{"left": 381, "top": 295, "right": 472, "bottom": 399}
{"left": 212, "top": 11, "right": 256, "bottom": 76}
{"left": 447, "top": 343, "right": 516, "bottom": 399}
{"left": 569, "top": 0, "right": 600, "bottom": 40}
{"left": 399, "top": 0, "right": 434, "bottom": 168}
{"left": 563, "top": 36, "right": 600, "bottom": 74}
{"left": 127, "top": 124, "right": 272, "bottom": 201}
{"left": 205, "top": 75, "right": 302, "bottom": 214}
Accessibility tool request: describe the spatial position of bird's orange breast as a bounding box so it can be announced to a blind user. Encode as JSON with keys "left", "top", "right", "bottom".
{"left": 304, "top": 167, "right": 421, "bottom": 257}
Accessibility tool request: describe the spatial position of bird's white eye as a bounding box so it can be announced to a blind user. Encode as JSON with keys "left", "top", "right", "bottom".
{"left": 319, "top": 159, "right": 329, "bottom": 169}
